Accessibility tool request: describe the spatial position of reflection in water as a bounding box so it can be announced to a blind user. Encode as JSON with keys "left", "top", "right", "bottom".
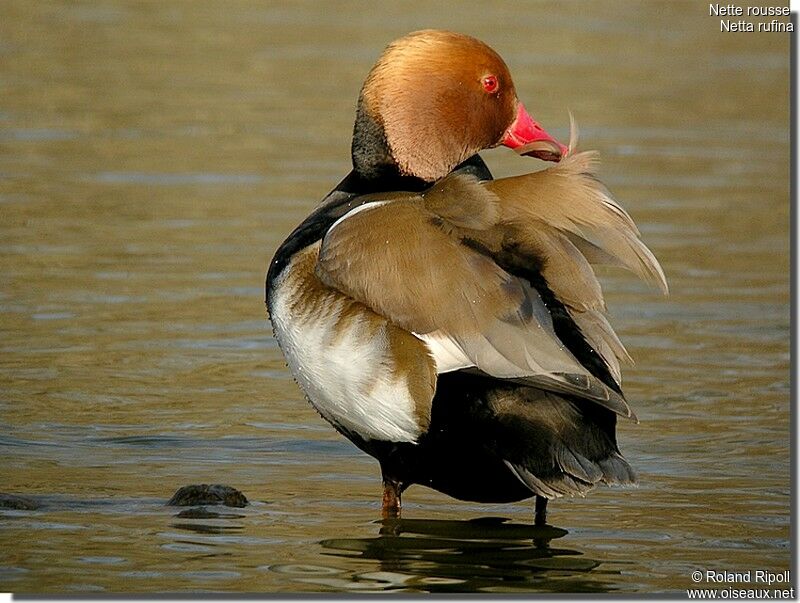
{"left": 282, "top": 518, "right": 614, "bottom": 593}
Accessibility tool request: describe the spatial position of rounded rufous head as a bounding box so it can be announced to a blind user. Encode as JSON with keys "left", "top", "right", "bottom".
{"left": 352, "top": 30, "right": 566, "bottom": 182}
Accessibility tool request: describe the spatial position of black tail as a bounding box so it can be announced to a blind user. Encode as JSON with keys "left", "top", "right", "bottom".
{"left": 381, "top": 371, "right": 636, "bottom": 503}
{"left": 490, "top": 385, "right": 637, "bottom": 498}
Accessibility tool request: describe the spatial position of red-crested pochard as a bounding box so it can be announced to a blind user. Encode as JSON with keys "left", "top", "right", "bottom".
{"left": 266, "top": 30, "right": 667, "bottom": 525}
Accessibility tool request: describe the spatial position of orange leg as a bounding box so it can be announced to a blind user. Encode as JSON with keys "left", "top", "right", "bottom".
{"left": 381, "top": 475, "right": 403, "bottom": 519}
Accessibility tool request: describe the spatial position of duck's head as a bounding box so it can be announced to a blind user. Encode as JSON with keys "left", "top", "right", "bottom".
{"left": 352, "top": 29, "right": 568, "bottom": 183}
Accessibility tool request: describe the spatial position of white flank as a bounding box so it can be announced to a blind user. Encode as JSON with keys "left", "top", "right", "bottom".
{"left": 270, "top": 266, "right": 422, "bottom": 443}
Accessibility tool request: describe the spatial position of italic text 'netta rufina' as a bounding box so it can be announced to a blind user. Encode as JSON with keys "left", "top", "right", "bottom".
{"left": 265, "top": 30, "right": 667, "bottom": 525}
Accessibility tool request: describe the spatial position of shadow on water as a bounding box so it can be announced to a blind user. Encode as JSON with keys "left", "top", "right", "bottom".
{"left": 274, "top": 517, "right": 621, "bottom": 593}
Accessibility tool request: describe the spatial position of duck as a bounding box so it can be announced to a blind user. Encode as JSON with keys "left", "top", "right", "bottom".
{"left": 265, "top": 29, "right": 667, "bottom": 525}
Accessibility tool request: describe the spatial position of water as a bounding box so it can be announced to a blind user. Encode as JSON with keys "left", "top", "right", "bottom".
{"left": 0, "top": 0, "right": 790, "bottom": 594}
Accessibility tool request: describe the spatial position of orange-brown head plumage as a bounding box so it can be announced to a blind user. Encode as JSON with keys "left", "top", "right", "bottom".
{"left": 352, "top": 30, "right": 520, "bottom": 182}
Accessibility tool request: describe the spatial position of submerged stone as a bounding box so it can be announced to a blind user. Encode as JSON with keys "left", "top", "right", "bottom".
{"left": 167, "top": 484, "right": 248, "bottom": 508}
{"left": 0, "top": 493, "right": 39, "bottom": 510}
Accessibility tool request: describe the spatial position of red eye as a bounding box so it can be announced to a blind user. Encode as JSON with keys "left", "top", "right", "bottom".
{"left": 482, "top": 74, "right": 499, "bottom": 94}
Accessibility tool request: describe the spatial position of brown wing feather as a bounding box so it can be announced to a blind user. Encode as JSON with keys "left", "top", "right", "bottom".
{"left": 317, "top": 198, "right": 517, "bottom": 335}
{"left": 317, "top": 153, "right": 665, "bottom": 417}
{"left": 317, "top": 194, "right": 633, "bottom": 417}
{"left": 484, "top": 151, "right": 668, "bottom": 295}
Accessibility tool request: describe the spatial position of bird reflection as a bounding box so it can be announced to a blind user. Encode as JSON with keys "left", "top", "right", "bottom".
{"left": 315, "top": 517, "right": 617, "bottom": 593}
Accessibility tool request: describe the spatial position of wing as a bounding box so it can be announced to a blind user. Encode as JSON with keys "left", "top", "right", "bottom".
{"left": 316, "top": 183, "right": 635, "bottom": 419}
{"left": 480, "top": 151, "right": 667, "bottom": 386}
{"left": 484, "top": 151, "right": 668, "bottom": 295}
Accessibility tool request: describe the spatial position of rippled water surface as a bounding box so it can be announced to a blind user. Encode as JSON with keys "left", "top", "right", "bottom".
{"left": 0, "top": 0, "right": 791, "bottom": 595}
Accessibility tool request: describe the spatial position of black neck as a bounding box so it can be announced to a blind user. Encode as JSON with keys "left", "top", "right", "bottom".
{"left": 340, "top": 152, "right": 493, "bottom": 198}
{"left": 350, "top": 100, "right": 398, "bottom": 180}
{"left": 333, "top": 168, "right": 428, "bottom": 198}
